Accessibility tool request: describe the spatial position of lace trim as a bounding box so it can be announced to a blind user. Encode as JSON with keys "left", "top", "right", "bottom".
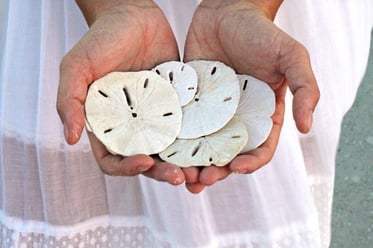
{"left": 1, "top": 224, "right": 160, "bottom": 248}
{"left": 0, "top": 212, "right": 165, "bottom": 247}
{"left": 0, "top": 214, "right": 321, "bottom": 248}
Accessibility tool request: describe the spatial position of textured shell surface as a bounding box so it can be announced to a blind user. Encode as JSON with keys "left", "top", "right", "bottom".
{"left": 85, "top": 71, "right": 182, "bottom": 156}
{"left": 159, "top": 117, "right": 248, "bottom": 167}
{"left": 179, "top": 60, "right": 240, "bottom": 139}
{"left": 152, "top": 61, "right": 198, "bottom": 106}
{"left": 234, "top": 74, "right": 275, "bottom": 153}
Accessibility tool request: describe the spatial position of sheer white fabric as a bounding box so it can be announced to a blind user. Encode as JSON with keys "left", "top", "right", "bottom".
{"left": 0, "top": 0, "right": 372, "bottom": 247}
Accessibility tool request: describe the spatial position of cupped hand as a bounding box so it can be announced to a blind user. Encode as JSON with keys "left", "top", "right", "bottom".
{"left": 183, "top": 0, "right": 319, "bottom": 193}
{"left": 56, "top": 1, "right": 185, "bottom": 185}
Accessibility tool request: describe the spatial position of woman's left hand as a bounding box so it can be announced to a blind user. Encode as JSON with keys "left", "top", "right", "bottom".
{"left": 183, "top": 0, "right": 319, "bottom": 193}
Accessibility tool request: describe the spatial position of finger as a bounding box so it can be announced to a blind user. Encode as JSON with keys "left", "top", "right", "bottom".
{"left": 182, "top": 167, "right": 201, "bottom": 184}
{"left": 183, "top": 167, "right": 206, "bottom": 193}
{"left": 87, "top": 132, "right": 154, "bottom": 176}
{"left": 199, "top": 166, "right": 231, "bottom": 186}
{"left": 280, "top": 42, "right": 320, "bottom": 133}
{"left": 185, "top": 182, "right": 206, "bottom": 194}
{"left": 229, "top": 137, "right": 276, "bottom": 174}
{"left": 100, "top": 154, "right": 154, "bottom": 176}
{"left": 56, "top": 98, "right": 86, "bottom": 145}
{"left": 230, "top": 82, "right": 286, "bottom": 173}
{"left": 184, "top": 165, "right": 231, "bottom": 188}
{"left": 57, "top": 54, "right": 93, "bottom": 144}
{"left": 142, "top": 160, "right": 185, "bottom": 185}
{"left": 292, "top": 84, "right": 319, "bottom": 133}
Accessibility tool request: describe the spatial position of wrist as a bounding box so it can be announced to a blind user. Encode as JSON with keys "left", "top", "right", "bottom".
{"left": 199, "top": 0, "right": 283, "bottom": 20}
{"left": 75, "top": 0, "right": 155, "bottom": 26}
{"left": 247, "top": 0, "right": 283, "bottom": 20}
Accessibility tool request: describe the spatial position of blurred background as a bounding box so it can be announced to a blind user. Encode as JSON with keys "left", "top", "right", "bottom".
{"left": 330, "top": 31, "right": 373, "bottom": 247}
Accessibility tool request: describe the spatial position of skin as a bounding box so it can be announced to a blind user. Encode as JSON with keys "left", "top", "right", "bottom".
{"left": 56, "top": 0, "right": 320, "bottom": 193}
{"left": 57, "top": 0, "right": 186, "bottom": 185}
{"left": 183, "top": 0, "right": 319, "bottom": 193}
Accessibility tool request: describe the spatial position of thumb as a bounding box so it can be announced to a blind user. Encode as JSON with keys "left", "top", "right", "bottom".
{"left": 280, "top": 42, "right": 320, "bottom": 133}
{"left": 56, "top": 53, "right": 93, "bottom": 145}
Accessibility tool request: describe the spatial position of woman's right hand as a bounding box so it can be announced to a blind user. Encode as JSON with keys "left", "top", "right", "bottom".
{"left": 56, "top": 0, "right": 186, "bottom": 185}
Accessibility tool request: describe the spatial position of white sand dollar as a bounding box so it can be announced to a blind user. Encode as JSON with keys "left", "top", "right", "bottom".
{"left": 235, "top": 75, "right": 275, "bottom": 153}
{"left": 85, "top": 71, "right": 182, "bottom": 156}
{"left": 179, "top": 60, "right": 240, "bottom": 139}
{"left": 152, "top": 61, "right": 198, "bottom": 106}
{"left": 160, "top": 117, "right": 248, "bottom": 167}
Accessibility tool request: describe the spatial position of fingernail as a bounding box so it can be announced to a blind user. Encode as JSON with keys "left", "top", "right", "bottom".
{"left": 67, "top": 128, "right": 79, "bottom": 145}
{"left": 173, "top": 168, "right": 184, "bottom": 183}
{"left": 173, "top": 175, "right": 184, "bottom": 185}
{"left": 166, "top": 168, "right": 184, "bottom": 185}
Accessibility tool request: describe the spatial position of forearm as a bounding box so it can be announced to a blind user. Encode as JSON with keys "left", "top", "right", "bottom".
{"left": 75, "top": 0, "right": 154, "bottom": 26}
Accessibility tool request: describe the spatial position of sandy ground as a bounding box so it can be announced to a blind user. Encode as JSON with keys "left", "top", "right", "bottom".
{"left": 330, "top": 31, "right": 373, "bottom": 247}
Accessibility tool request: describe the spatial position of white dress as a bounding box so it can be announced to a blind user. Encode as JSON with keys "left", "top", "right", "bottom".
{"left": 0, "top": 0, "right": 371, "bottom": 247}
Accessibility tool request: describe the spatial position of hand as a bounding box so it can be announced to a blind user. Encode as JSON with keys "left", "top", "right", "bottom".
{"left": 183, "top": 0, "right": 319, "bottom": 193}
{"left": 56, "top": 1, "right": 186, "bottom": 185}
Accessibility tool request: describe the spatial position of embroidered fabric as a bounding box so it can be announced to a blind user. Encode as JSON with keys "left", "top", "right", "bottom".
{"left": 0, "top": 214, "right": 321, "bottom": 248}
{"left": 0, "top": 222, "right": 159, "bottom": 248}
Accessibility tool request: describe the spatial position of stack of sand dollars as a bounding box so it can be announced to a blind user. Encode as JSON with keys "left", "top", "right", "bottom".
{"left": 85, "top": 60, "right": 275, "bottom": 167}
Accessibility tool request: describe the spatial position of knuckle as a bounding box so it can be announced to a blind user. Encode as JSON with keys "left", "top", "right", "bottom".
{"left": 99, "top": 167, "right": 116, "bottom": 176}
{"left": 98, "top": 162, "right": 118, "bottom": 176}
{"left": 290, "top": 40, "right": 309, "bottom": 58}
{"left": 59, "top": 53, "right": 73, "bottom": 72}
{"left": 55, "top": 95, "right": 67, "bottom": 117}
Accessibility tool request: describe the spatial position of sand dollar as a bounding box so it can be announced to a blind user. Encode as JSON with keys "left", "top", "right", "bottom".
{"left": 178, "top": 60, "right": 240, "bottom": 139}
{"left": 160, "top": 117, "right": 248, "bottom": 167}
{"left": 85, "top": 71, "right": 182, "bottom": 156}
{"left": 152, "top": 61, "right": 198, "bottom": 106}
{"left": 235, "top": 74, "right": 275, "bottom": 153}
